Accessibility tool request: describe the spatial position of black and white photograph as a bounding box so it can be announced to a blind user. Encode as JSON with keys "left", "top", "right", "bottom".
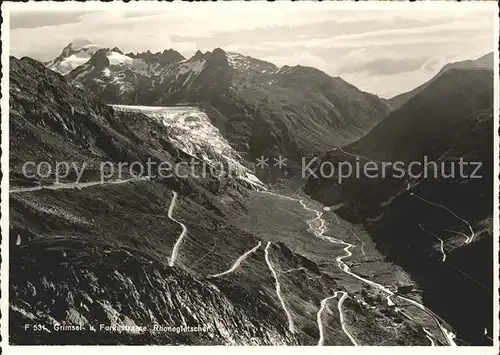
{"left": 1, "top": 1, "right": 498, "bottom": 353}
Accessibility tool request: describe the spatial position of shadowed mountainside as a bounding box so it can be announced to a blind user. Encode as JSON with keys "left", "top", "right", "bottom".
{"left": 305, "top": 68, "right": 494, "bottom": 345}
{"left": 388, "top": 52, "right": 493, "bottom": 109}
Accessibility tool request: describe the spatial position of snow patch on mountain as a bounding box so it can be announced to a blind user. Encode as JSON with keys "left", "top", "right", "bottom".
{"left": 178, "top": 60, "right": 205, "bottom": 75}
{"left": 49, "top": 43, "right": 160, "bottom": 79}
{"left": 175, "top": 60, "right": 206, "bottom": 87}
{"left": 227, "top": 53, "right": 251, "bottom": 71}
{"left": 109, "top": 73, "right": 135, "bottom": 94}
{"left": 112, "top": 105, "right": 266, "bottom": 191}
{"left": 47, "top": 43, "right": 101, "bottom": 75}
{"left": 52, "top": 55, "right": 90, "bottom": 75}
{"left": 108, "top": 52, "right": 135, "bottom": 66}
{"left": 227, "top": 52, "right": 277, "bottom": 74}
{"left": 68, "top": 38, "right": 93, "bottom": 49}
{"left": 226, "top": 52, "right": 278, "bottom": 92}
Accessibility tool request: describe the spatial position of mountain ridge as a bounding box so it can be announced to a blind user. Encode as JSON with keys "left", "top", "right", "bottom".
{"left": 48, "top": 43, "right": 391, "bottom": 171}
{"left": 304, "top": 66, "right": 494, "bottom": 345}
{"left": 388, "top": 52, "right": 494, "bottom": 109}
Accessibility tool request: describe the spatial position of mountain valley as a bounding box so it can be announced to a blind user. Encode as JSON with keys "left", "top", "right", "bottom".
{"left": 7, "top": 40, "right": 495, "bottom": 347}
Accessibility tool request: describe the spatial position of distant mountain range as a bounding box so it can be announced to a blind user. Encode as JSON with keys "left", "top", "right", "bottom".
{"left": 46, "top": 42, "right": 494, "bottom": 171}
{"left": 45, "top": 41, "right": 391, "bottom": 168}
{"left": 388, "top": 52, "right": 493, "bottom": 109}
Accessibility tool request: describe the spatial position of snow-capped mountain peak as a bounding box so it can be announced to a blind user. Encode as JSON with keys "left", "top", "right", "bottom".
{"left": 67, "top": 38, "right": 93, "bottom": 48}
{"left": 48, "top": 40, "right": 102, "bottom": 75}
{"left": 226, "top": 52, "right": 277, "bottom": 74}
{"left": 50, "top": 45, "right": 391, "bottom": 153}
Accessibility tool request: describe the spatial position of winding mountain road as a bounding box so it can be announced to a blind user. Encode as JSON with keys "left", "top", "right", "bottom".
{"left": 316, "top": 295, "right": 337, "bottom": 346}
{"left": 265, "top": 242, "right": 295, "bottom": 334}
{"left": 207, "top": 241, "right": 262, "bottom": 278}
{"left": 11, "top": 178, "right": 191, "bottom": 270}
{"left": 411, "top": 192, "right": 474, "bottom": 244}
{"left": 419, "top": 224, "right": 447, "bottom": 262}
{"left": 316, "top": 291, "right": 358, "bottom": 346}
{"left": 167, "top": 191, "right": 188, "bottom": 267}
{"left": 423, "top": 327, "right": 436, "bottom": 346}
{"left": 9, "top": 177, "right": 147, "bottom": 194}
{"left": 14, "top": 177, "right": 460, "bottom": 345}
{"left": 335, "top": 291, "right": 358, "bottom": 346}
{"left": 295, "top": 192, "right": 458, "bottom": 346}
{"left": 338, "top": 147, "right": 384, "bottom": 164}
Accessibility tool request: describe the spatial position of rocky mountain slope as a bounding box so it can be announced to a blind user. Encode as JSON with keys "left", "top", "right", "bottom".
{"left": 11, "top": 56, "right": 441, "bottom": 346}
{"left": 388, "top": 52, "right": 493, "bottom": 109}
{"left": 51, "top": 42, "right": 391, "bottom": 167}
{"left": 10, "top": 56, "right": 290, "bottom": 344}
{"left": 305, "top": 68, "right": 494, "bottom": 345}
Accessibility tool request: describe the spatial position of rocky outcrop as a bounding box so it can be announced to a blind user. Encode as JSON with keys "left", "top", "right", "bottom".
{"left": 10, "top": 239, "right": 298, "bottom": 345}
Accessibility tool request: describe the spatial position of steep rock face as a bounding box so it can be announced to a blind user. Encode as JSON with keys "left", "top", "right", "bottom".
{"left": 357, "top": 69, "right": 491, "bottom": 163}
{"left": 388, "top": 53, "right": 493, "bottom": 109}
{"left": 11, "top": 56, "right": 118, "bottom": 169}
{"left": 305, "top": 69, "right": 493, "bottom": 218}
{"left": 89, "top": 48, "right": 111, "bottom": 69}
{"left": 10, "top": 239, "right": 298, "bottom": 345}
{"left": 57, "top": 46, "right": 390, "bottom": 167}
{"left": 66, "top": 47, "right": 185, "bottom": 105}
{"left": 305, "top": 68, "right": 494, "bottom": 345}
{"left": 127, "top": 49, "right": 185, "bottom": 66}
{"left": 362, "top": 109, "right": 493, "bottom": 344}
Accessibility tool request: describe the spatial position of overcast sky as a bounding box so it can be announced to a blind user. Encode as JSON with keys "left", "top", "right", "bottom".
{"left": 9, "top": 7, "right": 495, "bottom": 98}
